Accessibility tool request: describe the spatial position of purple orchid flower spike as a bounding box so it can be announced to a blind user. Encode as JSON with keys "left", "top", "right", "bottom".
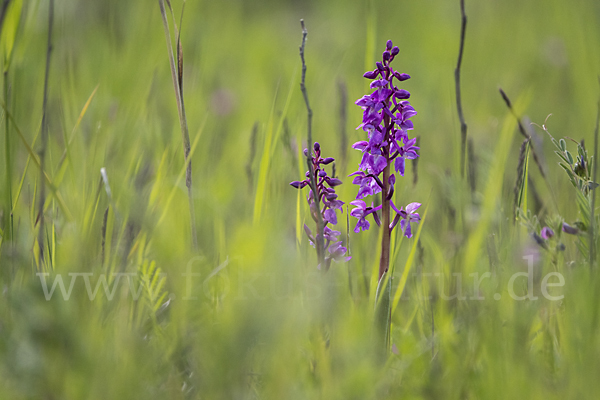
{"left": 290, "top": 142, "right": 351, "bottom": 270}
{"left": 349, "top": 40, "right": 422, "bottom": 279}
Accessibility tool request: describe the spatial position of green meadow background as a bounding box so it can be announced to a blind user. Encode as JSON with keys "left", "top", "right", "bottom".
{"left": 0, "top": 0, "right": 599, "bottom": 398}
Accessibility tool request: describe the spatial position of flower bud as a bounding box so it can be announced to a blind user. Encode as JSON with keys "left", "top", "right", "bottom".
{"left": 383, "top": 51, "right": 391, "bottom": 62}
{"left": 386, "top": 40, "right": 393, "bottom": 50}
{"left": 394, "top": 72, "right": 411, "bottom": 81}
{"left": 376, "top": 61, "right": 384, "bottom": 72}
{"left": 290, "top": 181, "right": 304, "bottom": 189}
{"left": 363, "top": 70, "right": 379, "bottom": 79}
{"left": 391, "top": 46, "right": 399, "bottom": 56}
{"left": 321, "top": 157, "right": 335, "bottom": 165}
{"left": 325, "top": 192, "right": 338, "bottom": 201}
{"left": 394, "top": 89, "right": 411, "bottom": 99}
{"left": 562, "top": 222, "right": 579, "bottom": 235}
{"left": 326, "top": 177, "right": 343, "bottom": 187}
{"left": 532, "top": 233, "right": 548, "bottom": 249}
{"left": 303, "top": 148, "right": 309, "bottom": 157}
{"left": 318, "top": 170, "right": 327, "bottom": 177}
{"left": 313, "top": 142, "right": 320, "bottom": 152}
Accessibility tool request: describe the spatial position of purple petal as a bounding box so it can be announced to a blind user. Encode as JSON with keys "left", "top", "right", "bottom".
{"left": 324, "top": 209, "right": 338, "bottom": 225}
{"left": 350, "top": 199, "right": 367, "bottom": 209}
{"left": 395, "top": 157, "right": 405, "bottom": 176}
{"left": 352, "top": 141, "right": 369, "bottom": 151}
{"left": 540, "top": 227, "right": 554, "bottom": 240}
{"left": 404, "top": 222, "right": 413, "bottom": 238}
{"left": 355, "top": 218, "right": 370, "bottom": 233}
{"left": 405, "top": 202, "right": 421, "bottom": 214}
{"left": 372, "top": 155, "right": 388, "bottom": 174}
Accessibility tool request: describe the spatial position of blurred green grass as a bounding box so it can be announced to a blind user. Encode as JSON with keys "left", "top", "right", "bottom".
{"left": 0, "top": 0, "right": 600, "bottom": 398}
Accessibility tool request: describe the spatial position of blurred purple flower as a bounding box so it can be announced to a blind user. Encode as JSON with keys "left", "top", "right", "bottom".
{"left": 540, "top": 226, "right": 554, "bottom": 240}
{"left": 562, "top": 222, "right": 579, "bottom": 235}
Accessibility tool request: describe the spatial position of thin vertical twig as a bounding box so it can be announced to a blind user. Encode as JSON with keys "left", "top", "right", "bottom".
{"left": 3, "top": 57, "right": 11, "bottom": 244}
{"left": 455, "top": 0, "right": 468, "bottom": 178}
{"left": 338, "top": 80, "right": 348, "bottom": 169}
{"left": 1, "top": 1, "right": 10, "bottom": 244}
{"left": 467, "top": 137, "right": 476, "bottom": 195}
{"left": 590, "top": 98, "right": 599, "bottom": 269}
{"left": 0, "top": 0, "right": 11, "bottom": 35}
{"left": 412, "top": 136, "right": 420, "bottom": 187}
{"left": 38, "top": 0, "right": 54, "bottom": 268}
{"left": 158, "top": 0, "right": 197, "bottom": 250}
{"left": 299, "top": 20, "right": 325, "bottom": 267}
{"left": 245, "top": 121, "right": 259, "bottom": 190}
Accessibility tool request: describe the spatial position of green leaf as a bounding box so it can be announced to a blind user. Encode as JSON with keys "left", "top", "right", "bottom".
{"left": 559, "top": 138, "right": 567, "bottom": 152}
{"left": 516, "top": 141, "right": 530, "bottom": 214}
{"left": 555, "top": 151, "right": 569, "bottom": 164}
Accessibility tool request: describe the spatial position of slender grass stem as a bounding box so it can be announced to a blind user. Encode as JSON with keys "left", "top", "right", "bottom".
{"left": 38, "top": 0, "right": 54, "bottom": 269}
{"left": 591, "top": 99, "right": 599, "bottom": 269}
{"left": 158, "top": 0, "right": 198, "bottom": 251}
{"left": 3, "top": 66, "right": 11, "bottom": 243}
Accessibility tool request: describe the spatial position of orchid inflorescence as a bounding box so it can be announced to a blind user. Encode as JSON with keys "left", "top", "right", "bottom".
{"left": 290, "top": 142, "right": 351, "bottom": 270}
{"left": 349, "top": 40, "right": 421, "bottom": 239}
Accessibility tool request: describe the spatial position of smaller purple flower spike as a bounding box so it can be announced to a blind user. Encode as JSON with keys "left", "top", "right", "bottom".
{"left": 540, "top": 227, "right": 554, "bottom": 240}
{"left": 289, "top": 144, "right": 351, "bottom": 269}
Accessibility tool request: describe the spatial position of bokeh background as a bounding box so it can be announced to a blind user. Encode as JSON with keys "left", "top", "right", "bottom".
{"left": 0, "top": 0, "right": 599, "bottom": 398}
